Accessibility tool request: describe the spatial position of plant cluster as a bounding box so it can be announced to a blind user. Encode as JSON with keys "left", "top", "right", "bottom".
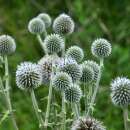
{"left": 0, "top": 12, "right": 130, "bottom": 130}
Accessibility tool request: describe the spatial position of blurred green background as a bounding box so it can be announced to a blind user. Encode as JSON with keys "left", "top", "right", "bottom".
{"left": 0, "top": 0, "right": 130, "bottom": 130}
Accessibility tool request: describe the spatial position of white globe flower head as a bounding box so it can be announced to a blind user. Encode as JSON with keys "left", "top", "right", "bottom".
{"left": 0, "top": 35, "right": 16, "bottom": 55}
{"left": 66, "top": 46, "right": 84, "bottom": 63}
{"left": 111, "top": 77, "right": 130, "bottom": 107}
{"left": 28, "top": 17, "right": 45, "bottom": 34}
{"left": 53, "top": 13, "right": 75, "bottom": 35}
{"left": 91, "top": 38, "right": 112, "bottom": 58}
{"left": 16, "top": 62, "right": 42, "bottom": 90}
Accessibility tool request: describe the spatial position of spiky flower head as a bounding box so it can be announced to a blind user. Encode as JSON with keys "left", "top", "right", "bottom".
{"left": 38, "top": 55, "right": 59, "bottom": 85}
{"left": 52, "top": 72, "right": 72, "bottom": 91}
{"left": 91, "top": 38, "right": 112, "bottom": 58}
{"left": 72, "top": 117, "right": 106, "bottom": 130}
{"left": 65, "top": 84, "right": 82, "bottom": 103}
{"left": 28, "top": 17, "right": 45, "bottom": 34}
{"left": 83, "top": 60, "right": 100, "bottom": 82}
{"left": 53, "top": 13, "right": 75, "bottom": 35}
{"left": 16, "top": 62, "right": 42, "bottom": 90}
{"left": 80, "top": 64, "right": 94, "bottom": 84}
{"left": 37, "top": 13, "right": 51, "bottom": 28}
{"left": 111, "top": 77, "right": 130, "bottom": 107}
{"left": 0, "top": 35, "right": 16, "bottom": 55}
{"left": 44, "top": 34, "right": 64, "bottom": 54}
{"left": 61, "top": 63, "right": 82, "bottom": 82}
{"left": 66, "top": 46, "right": 84, "bottom": 63}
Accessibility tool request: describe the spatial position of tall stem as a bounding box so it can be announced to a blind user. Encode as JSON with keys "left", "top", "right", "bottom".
{"left": 87, "top": 58, "right": 104, "bottom": 116}
{"left": 4, "top": 56, "right": 19, "bottom": 130}
{"left": 30, "top": 89, "right": 44, "bottom": 130}
{"left": 44, "top": 80, "right": 53, "bottom": 128}
{"left": 61, "top": 92, "right": 66, "bottom": 130}
{"left": 72, "top": 103, "right": 79, "bottom": 119}
{"left": 123, "top": 107, "right": 130, "bottom": 130}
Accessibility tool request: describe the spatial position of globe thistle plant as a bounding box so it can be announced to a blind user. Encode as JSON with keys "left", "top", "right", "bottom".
{"left": 52, "top": 72, "right": 72, "bottom": 91}
{"left": 28, "top": 17, "right": 45, "bottom": 34}
{"left": 44, "top": 34, "right": 64, "bottom": 54}
{"left": 71, "top": 117, "right": 106, "bottom": 130}
{"left": 91, "top": 38, "right": 112, "bottom": 58}
{"left": 0, "top": 35, "right": 16, "bottom": 55}
{"left": 66, "top": 46, "right": 84, "bottom": 63}
{"left": 61, "top": 62, "right": 82, "bottom": 82}
{"left": 65, "top": 84, "right": 82, "bottom": 103}
{"left": 111, "top": 77, "right": 130, "bottom": 107}
{"left": 53, "top": 13, "right": 75, "bottom": 35}
{"left": 83, "top": 60, "right": 100, "bottom": 82}
{"left": 80, "top": 64, "right": 94, "bottom": 84}
{"left": 37, "top": 13, "right": 51, "bottom": 28}
{"left": 16, "top": 62, "right": 42, "bottom": 90}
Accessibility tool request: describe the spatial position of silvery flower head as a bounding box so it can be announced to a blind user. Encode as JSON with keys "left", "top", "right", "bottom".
{"left": 91, "top": 38, "right": 112, "bottom": 58}
{"left": 0, "top": 35, "right": 16, "bottom": 55}
{"left": 111, "top": 77, "right": 130, "bottom": 107}
{"left": 83, "top": 60, "right": 100, "bottom": 82}
{"left": 65, "top": 84, "right": 82, "bottom": 103}
{"left": 44, "top": 34, "right": 64, "bottom": 54}
{"left": 28, "top": 17, "right": 45, "bottom": 34}
{"left": 16, "top": 62, "right": 42, "bottom": 90}
{"left": 53, "top": 13, "right": 75, "bottom": 35}
{"left": 71, "top": 117, "right": 106, "bottom": 130}
{"left": 52, "top": 72, "right": 72, "bottom": 91}
{"left": 66, "top": 46, "right": 84, "bottom": 63}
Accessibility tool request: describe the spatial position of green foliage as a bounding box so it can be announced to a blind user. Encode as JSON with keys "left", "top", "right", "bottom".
{"left": 0, "top": 0, "right": 130, "bottom": 130}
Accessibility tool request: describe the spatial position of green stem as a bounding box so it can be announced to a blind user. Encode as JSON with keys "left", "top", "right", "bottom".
{"left": 44, "top": 82, "right": 53, "bottom": 128}
{"left": 123, "top": 107, "right": 130, "bottom": 130}
{"left": 87, "top": 58, "right": 104, "bottom": 116}
{"left": 4, "top": 56, "right": 19, "bottom": 130}
{"left": 30, "top": 89, "right": 44, "bottom": 130}
{"left": 61, "top": 92, "right": 66, "bottom": 130}
{"left": 72, "top": 103, "right": 79, "bottom": 119}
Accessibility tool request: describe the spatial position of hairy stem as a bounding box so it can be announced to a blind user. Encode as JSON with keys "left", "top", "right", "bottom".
{"left": 123, "top": 107, "right": 130, "bottom": 130}
{"left": 87, "top": 58, "right": 104, "bottom": 116}
{"left": 30, "top": 89, "right": 44, "bottom": 130}
{"left": 4, "top": 56, "right": 19, "bottom": 130}
{"left": 61, "top": 92, "right": 66, "bottom": 130}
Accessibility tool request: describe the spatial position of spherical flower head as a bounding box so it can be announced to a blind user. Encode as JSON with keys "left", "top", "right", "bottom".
{"left": 52, "top": 72, "right": 72, "bottom": 91}
{"left": 53, "top": 13, "right": 75, "bottom": 35}
{"left": 16, "top": 62, "right": 42, "bottom": 90}
{"left": 28, "top": 17, "right": 45, "bottom": 34}
{"left": 66, "top": 46, "right": 84, "bottom": 63}
{"left": 61, "top": 63, "right": 82, "bottom": 82}
{"left": 37, "top": 13, "right": 51, "bottom": 28}
{"left": 83, "top": 60, "right": 100, "bottom": 82}
{"left": 44, "top": 34, "right": 64, "bottom": 54}
{"left": 65, "top": 84, "right": 82, "bottom": 103}
{"left": 111, "top": 77, "right": 130, "bottom": 107}
{"left": 80, "top": 64, "right": 94, "bottom": 84}
{"left": 38, "top": 55, "right": 59, "bottom": 85}
{"left": 0, "top": 35, "right": 16, "bottom": 55}
{"left": 91, "top": 38, "right": 112, "bottom": 58}
{"left": 72, "top": 117, "right": 106, "bottom": 130}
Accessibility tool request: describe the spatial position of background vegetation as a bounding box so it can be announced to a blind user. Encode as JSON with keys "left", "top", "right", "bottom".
{"left": 0, "top": 0, "right": 130, "bottom": 130}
